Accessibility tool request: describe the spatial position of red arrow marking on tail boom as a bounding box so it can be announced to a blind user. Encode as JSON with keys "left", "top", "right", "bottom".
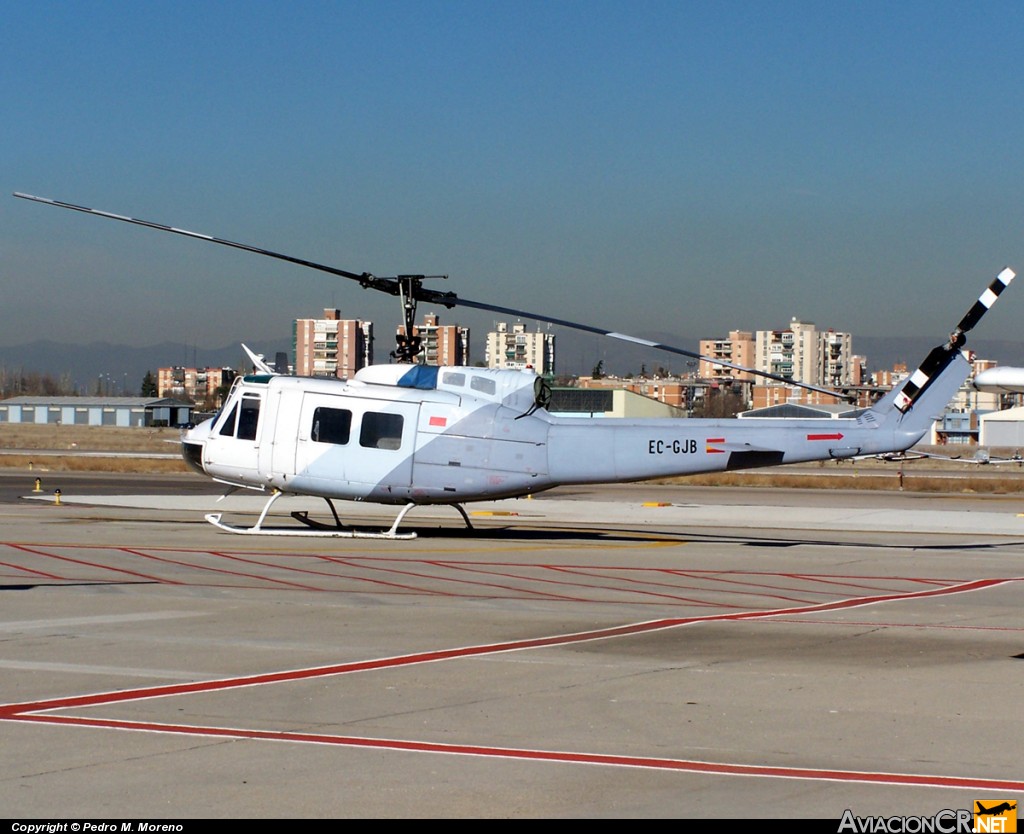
{"left": 807, "top": 433, "right": 844, "bottom": 441}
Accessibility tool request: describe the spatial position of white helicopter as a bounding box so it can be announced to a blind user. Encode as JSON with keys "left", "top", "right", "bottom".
{"left": 14, "top": 192, "right": 1016, "bottom": 538}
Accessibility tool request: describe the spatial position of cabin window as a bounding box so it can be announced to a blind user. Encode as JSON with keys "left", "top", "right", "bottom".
{"left": 218, "top": 404, "right": 238, "bottom": 436}
{"left": 442, "top": 372, "right": 465, "bottom": 387}
{"left": 237, "top": 395, "right": 261, "bottom": 440}
{"left": 470, "top": 376, "right": 496, "bottom": 395}
{"left": 311, "top": 407, "right": 352, "bottom": 445}
{"left": 359, "top": 412, "right": 404, "bottom": 450}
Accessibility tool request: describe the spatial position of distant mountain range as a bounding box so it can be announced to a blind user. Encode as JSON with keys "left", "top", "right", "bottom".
{"left": 0, "top": 340, "right": 292, "bottom": 395}
{"left": 2, "top": 333, "right": 1024, "bottom": 394}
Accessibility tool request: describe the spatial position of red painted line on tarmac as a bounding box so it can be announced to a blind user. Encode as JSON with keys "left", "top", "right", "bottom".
{"left": 781, "top": 573, "right": 949, "bottom": 593}
{"left": 430, "top": 562, "right": 969, "bottom": 585}
{"left": 317, "top": 555, "right": 583, "bottom": 600}
{"left": 3, "top": 576, "right": 1014, "bottom": 717}
{"left": 121, "top": 547, "right": 327, "bottom": 592}
{"left": 3, "top": 542, "right": 979, "bottom": 587}
{"left": 6, "top": 543, "right": 183, "bottom": 584}
{"left": 126, "top": 546, "right": 470, "bottom": 596}
{"left": 543, "top": 565, "right": 754, "bottom": 608}
{"left": 667, "top": 569, "right": 831, "bottom": 603}
{"left": 0, "top": 558, "right": 66, "bottom": 580}
{"left": 10, "top": 713, "right": 1024, "bottom": 793}
{"left": 244, "top": 552, "right": 455, "bottom": 595}
{"left": 137, "top": 547, "right": 526, "bottom": 597}
{"left": 0, "top": 619, "right": 693, "bottom": 715}
{"left": 2, "top": 576, "right": 1019, "bottom": 791}
{"left": 432, "top": 560, "right": 678, "bottom": 603}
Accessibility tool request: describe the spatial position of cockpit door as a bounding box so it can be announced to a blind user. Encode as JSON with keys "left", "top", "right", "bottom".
{"left": 203, "top": 390, "right": 263, "bottom": 484}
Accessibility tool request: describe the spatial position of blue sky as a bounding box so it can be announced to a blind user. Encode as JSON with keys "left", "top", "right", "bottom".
{"left": 4, "top": 1, "right": 1024, "bottom": 358}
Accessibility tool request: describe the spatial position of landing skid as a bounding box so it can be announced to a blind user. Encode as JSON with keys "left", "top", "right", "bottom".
{"left": 204, "top": 492, "right": 475, "bottom": 540}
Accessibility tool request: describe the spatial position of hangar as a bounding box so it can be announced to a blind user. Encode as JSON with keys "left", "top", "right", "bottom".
{"left": 979, "top": 405, "right": 1024, "bottom": 447}
{"left": 0, "top": 396, "right": 194, "bottom": 428}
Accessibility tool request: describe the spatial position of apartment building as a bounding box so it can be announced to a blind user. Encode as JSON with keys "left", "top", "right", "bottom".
{"left": 753, "top": 319, "right": 856, "bottom": 388}
{"left": 398, "top": 313, "right": 469, "bottom": 366}
{"left": 157, "top": 366, "right": 236, "bottom": 406}
{"left": 698, "top": 330, "right": 754, "bottom": 381}
{"left": 294, "top": 309, "right": 373, "bottom": 378}
{"left": 485, "top": 322, "right": 555, "bottom": 373}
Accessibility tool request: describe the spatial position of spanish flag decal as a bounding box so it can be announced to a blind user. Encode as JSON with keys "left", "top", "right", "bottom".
{"left": 706, "top": 437, "right": 726, "bottom": 454}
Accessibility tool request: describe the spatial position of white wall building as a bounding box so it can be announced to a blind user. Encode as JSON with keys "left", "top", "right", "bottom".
{"left": 755, "top": 319, "right": 855, "bottom": 388}
{"left": 485, "top": 322, "right": 555, "bottom": 373}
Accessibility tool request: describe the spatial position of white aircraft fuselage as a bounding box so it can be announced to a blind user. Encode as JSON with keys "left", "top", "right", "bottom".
{"left": 182, "top": 357, "right": 968, "bottom": 506}
{"left": 14, "top": 192, "right": 1012, "bottom": 538}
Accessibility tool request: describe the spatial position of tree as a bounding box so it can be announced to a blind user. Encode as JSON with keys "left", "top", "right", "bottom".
{"left": 591, "top": 360, "right": 604, "bottom": 379}
{"left": 691, "top": 388, "right": 745, "bottom": 419}
{"left": 0, "top": 368, "right": 76, "bottom": 397}
{"left": 141, "top": 370, "right": 158, "bottom": 397}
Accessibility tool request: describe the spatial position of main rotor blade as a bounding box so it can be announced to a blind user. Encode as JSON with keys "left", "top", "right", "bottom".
{"left": 450, "top": 296, "right": 849, "bottom": 398}
{"left": 13, "top": 191, "right": 851, "bottom": 399}
{"left": 14, "top": 192, "right": 391, "bottom": 290}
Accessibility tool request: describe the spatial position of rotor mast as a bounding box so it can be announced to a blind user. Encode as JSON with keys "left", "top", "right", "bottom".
{"left": 391, "top": 274, "right": 451, "bottom": 363}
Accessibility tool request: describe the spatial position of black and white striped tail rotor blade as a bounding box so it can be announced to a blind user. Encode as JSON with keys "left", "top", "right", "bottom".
{"left": 896, "top": 267, "right": 1015, "bottom": 413}
{"left": 952, "top": 267, "right": 1015, "bottom": 341}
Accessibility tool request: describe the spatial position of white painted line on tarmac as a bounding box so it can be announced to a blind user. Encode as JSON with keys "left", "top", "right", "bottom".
{"left": 0, "top": 611, "right": 206, "bottom": 632}
{"left": 0, "top": 659, "right": 204, "bottom": 679}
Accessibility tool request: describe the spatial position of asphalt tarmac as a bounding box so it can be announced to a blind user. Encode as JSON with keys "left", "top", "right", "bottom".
{"left": 1, "top": 471, "right": 1021, "bottom": 819}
